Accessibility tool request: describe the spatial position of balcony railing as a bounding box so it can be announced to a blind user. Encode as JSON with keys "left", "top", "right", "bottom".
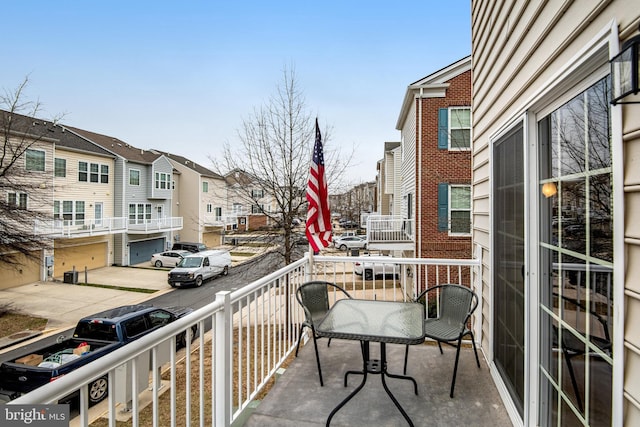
{"left": 34, "top": 217, "right": 128, "bottom": 238}
{"left": 10, "top": 248, "right": 483, "bottom": 426}
{"left": 203, "top": 214, "right": 239, "bottom": 227}
{"left": 365, "top": 215, "right": 414, "bottom": 250}
{"left": 128, "top": 217, "right": 183, "bottom": 233}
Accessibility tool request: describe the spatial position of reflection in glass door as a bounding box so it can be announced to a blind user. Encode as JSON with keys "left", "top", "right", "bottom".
{"left": 493, "top": 125, "right": 525, "bottom": 417}
{"left": 538, "top": 77, "right": 613, "bottom": 426}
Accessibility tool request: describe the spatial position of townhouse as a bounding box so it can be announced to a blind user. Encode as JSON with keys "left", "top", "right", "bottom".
{"left": 470, "top": 1, "right": 638, "bottom": 425}
{"left": 66, "top": 127, "right": 182, "bottom": 266}
{"left": 0, "top": 112, "right": 124, "bottom": 288}
{"left": 155, "top": 151, "right": 232, "bottom": 247}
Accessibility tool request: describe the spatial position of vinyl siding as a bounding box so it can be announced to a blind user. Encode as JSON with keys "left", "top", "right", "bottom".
{"left": 472, "top": 0, "right": 639, "bottom": 424}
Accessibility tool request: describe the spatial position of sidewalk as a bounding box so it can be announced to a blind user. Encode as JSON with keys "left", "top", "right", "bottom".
{"left": 0, "top": 266, "right": 170, "bottom": 351}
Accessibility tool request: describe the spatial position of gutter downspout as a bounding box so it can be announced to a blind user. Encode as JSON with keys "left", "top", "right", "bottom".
{"left": 417, "top": 88, "right": 423, "bottom": 268}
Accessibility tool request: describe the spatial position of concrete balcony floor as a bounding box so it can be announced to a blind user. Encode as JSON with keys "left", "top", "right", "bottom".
{"left": 245, "top": 340, "right": 513, "bottom": 427}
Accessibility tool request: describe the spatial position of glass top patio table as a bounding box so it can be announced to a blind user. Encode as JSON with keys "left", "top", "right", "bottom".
{"left": 315, "top": 299, "right": 424, "bottom": 345}
{"left": 315, "top": 299, "right": 425, "bottom": 426}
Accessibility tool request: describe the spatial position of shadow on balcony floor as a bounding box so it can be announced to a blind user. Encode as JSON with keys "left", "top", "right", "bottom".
{"left": 244, "top": 340, "right": 513, "bottom": 427}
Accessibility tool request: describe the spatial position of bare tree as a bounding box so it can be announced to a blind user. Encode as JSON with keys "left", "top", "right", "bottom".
{"left": 0, "top": 77, "right": 61, "bottom": 266}
{"left": 214, "top": 67, "right": 354, "bottom": 264}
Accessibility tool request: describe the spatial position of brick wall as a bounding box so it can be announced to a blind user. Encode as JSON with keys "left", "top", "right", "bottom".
{"left": 417, "top": 70, "right": 472, "bottom": 260}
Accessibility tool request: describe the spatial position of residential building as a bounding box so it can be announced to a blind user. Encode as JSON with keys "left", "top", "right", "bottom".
{"left": 376, "top": 141, "right": 401, "bottom": 216}
{"left": 68, "top": 127, "right": 182, "bottom": 266}
{"left": 224, "top": 169, "right": 272, "bottom": 231}
{"left": 0, "top": 111, "right": 126, "bottom": 289}
{"left": 381, "top": 56, "right": 472, "bottom": 260}
{"left": 471, "top": 2, "right": 637, "bottom": 425}
{"left": 156, "top": 151, "right": 231, "bottom": 247}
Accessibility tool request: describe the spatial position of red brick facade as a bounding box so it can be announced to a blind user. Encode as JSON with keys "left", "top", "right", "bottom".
{"left": 417, "top": 70, "right": 472, "bottom": 259}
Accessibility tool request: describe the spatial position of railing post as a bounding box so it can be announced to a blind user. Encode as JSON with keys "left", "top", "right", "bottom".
{"left": 215, "top": 291, "right": 232, "bottom": 426}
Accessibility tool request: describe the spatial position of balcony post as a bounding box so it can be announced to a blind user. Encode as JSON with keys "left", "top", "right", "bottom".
{"left": 215, "top": 291, "right": 232, "bottom": 426}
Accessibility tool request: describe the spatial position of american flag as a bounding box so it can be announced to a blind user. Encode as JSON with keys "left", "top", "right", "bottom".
{"left": 306, "top": 119, "right": 332, "bottom": 253}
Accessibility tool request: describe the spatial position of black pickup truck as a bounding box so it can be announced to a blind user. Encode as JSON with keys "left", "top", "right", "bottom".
{"left": 0, "top": 304, "right": 195, "bottom": 404}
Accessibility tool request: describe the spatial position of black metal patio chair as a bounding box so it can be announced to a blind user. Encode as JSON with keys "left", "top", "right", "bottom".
{"left": 552, "top": 292, "right": 612, "bottom": 412}
{"left": 294, "top": 280, "right": 352, "bottom": 386}
{"left": 403, "top": 283, "right": 481, "bottom": 398}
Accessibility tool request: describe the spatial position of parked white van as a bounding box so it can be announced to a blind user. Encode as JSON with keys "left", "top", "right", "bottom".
{"left": 167, "top": 250, "right": 232, "bottom": 288}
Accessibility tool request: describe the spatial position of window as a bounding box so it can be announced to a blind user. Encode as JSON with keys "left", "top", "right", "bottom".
{"left": 75, "top": 201, "right": 85, "bottom": 225}
{"left": 538, "top": 77, "right": 613, "bottom": 425}
{"left": 130, "top": 169, "right": 140, "bottom": 186}
{"left": 449, "top": 186, "right": 471, "bottom": 234}
{"left": 206, "top": 204, "right": 213, "bottom": 213}
{"left": 100, "top": 165, "right": 109, "bottom": 183}
{"left": 252, "top": 189, "right": 264, "bottom": 198}
{"left": 26, "top": 149, "right": 45, "bottom": 171}
{"left": 155, "top": 172, "right": 170, "bottom": 189}
{"left": 79, "top": 162, "right": 88, "bottom": 181}
{"left": 438, "top": 107, "right": 471, "bottom": 150}
{"left": 437, "top": 184, "right": 471, "bottom": 234}
{"left": 129, "top": 203, "right": 152, "bottom": 224}
{"left": 90, "top": 163, "right": 99, "bottom": 183}
{"left": 54, "top": 158, "right": 66, "bottom": 177}
{"left": 57, "top": 200, "right": 85, "bottom": 223}
{"left": 214, "top": 207, "right": 222, "bottom": 219}
{"left": 202, "top": 182, "right": 209, "bottom": 193}
{"left": 8, "top": 192, "right": 27, "bottom": 209}
{"left": 124, "top": 316, "right": 148, "bottom": 338}
{"left": 252, "top": 204, "right": 264, "bottom": 214}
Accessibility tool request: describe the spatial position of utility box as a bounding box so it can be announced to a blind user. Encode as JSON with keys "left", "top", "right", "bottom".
{"left": 63, "top": 271, "right": 78, "bottom": 284}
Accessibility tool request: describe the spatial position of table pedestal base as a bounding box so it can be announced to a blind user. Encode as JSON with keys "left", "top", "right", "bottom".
{"left": 326, "top": 341, "right": 418, "bottom": 427}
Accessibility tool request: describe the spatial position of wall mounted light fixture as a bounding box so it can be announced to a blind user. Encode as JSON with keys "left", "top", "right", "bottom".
{"left": 611, "top": 27, "right": 640, "bottom": 105}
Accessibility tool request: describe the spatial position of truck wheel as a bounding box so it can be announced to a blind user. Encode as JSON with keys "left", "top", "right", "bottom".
{"left": 177, "top": 332, "right": 187, "bottom": 349}
{"left": 88, "top": 376, "right": 108, "bottom": 405}
{"left": 155, "top": 260, "right": 163, "bottom": 267}
{"left": 195, "top": 276, "right": 203, "bottom": 287}
{"left": 364, "top": 269, "right": 374, "bottom": 280}
{"left": 222, "top": 266, "right": 229, "bottom": 276}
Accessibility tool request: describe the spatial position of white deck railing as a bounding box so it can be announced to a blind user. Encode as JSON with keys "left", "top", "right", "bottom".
{"left": 34, "top": 217, "right": 128, "bottom": 237}
{"left": 127, "top": 217, "right": 183, "bottom": 233}
{"left": 9, "top": 247, "right": 482, "bottom": 427}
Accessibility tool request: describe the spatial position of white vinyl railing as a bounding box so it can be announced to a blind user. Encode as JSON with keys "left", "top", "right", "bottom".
{"left": 127, "top": 217, "right": 183, "bottom": 232}
{"left": 34, "top": 217, "right": 128, "bottom": 237}
{"left": 9, "top": 248, "right": 482, "bottom": 427}
{"left": 366, "top": 215, "right": 414, "bottom": 242}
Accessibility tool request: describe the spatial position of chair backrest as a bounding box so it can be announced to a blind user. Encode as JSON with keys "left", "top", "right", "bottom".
{"left": 296, "top": 281, "right": 352, "bottom": 325}
{"left": 418, "top": 284, "right": 478, "bottom": 330}
{"left": 439, "top": 285, "right": 477, "bottom": 329}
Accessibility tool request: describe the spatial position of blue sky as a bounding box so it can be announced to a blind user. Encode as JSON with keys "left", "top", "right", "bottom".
{"left": 2, "top": 1, "right": 471, "bottom": 184}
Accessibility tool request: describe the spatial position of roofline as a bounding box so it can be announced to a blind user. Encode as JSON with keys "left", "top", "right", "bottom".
{"left": 395, "top": 56, "right": 471, "bottom": 130}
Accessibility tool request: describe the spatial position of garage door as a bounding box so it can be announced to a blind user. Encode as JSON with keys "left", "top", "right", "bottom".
{"left": 54, "top": 242, "right": 107, "bottom": 277}
{"left": 0, "top": 251, "right": 41, "bottom": 290}
{"left": 130, "top": 238, "right": 165, "bottom": 265}
{"left": 203, "top": 231, "right": 222, "bottom": 248}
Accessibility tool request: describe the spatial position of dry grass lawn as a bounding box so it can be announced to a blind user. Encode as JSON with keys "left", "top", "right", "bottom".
{"left": 90, "top": 326, "right": 294, "bottom": 427}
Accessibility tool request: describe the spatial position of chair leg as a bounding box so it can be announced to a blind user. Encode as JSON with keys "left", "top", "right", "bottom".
{"left": 563, "top": 350, "right": 583, "bottom": 412}
{"left": 437, "top": 341, "right": 444, "bottom": 354}
{"left": 450, "top": 338, "right": 463, "bottom": 398}
{"left": 469, "top": 332, "right": 481, "bottom": 368}
{"left": 295, "top": 324, "right": 305, "bottom": 357}
{"left": 327, "top": 337, "right": 332, "bottom": 347}
{"left": 403, "top": 344, "right": 409, "bottom": 375}
{"left": 311, "top": 334, "right": 324, "bottom": 387}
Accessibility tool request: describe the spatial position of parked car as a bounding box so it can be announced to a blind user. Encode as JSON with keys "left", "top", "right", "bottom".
{"left": 171, "top": 242, "right": 207, "bottom": 253}
{"left": 333, "top": 236, "right": 367, "bottom": 251}
{"left": 168, "top": 249, "right": 232, "bottom": 288}
{"left": 354, "top": 255, "right": 400, "bottom": 280}
{"left": 150, "top": 250, "right": 191, "bottom": 268}
{"left": 0, "top": 304, "right": 196, "bottom": 404}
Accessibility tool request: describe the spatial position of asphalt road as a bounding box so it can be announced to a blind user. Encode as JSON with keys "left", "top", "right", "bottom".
{"left": 0, "top": 249, "right": 293, "bottom": 377}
